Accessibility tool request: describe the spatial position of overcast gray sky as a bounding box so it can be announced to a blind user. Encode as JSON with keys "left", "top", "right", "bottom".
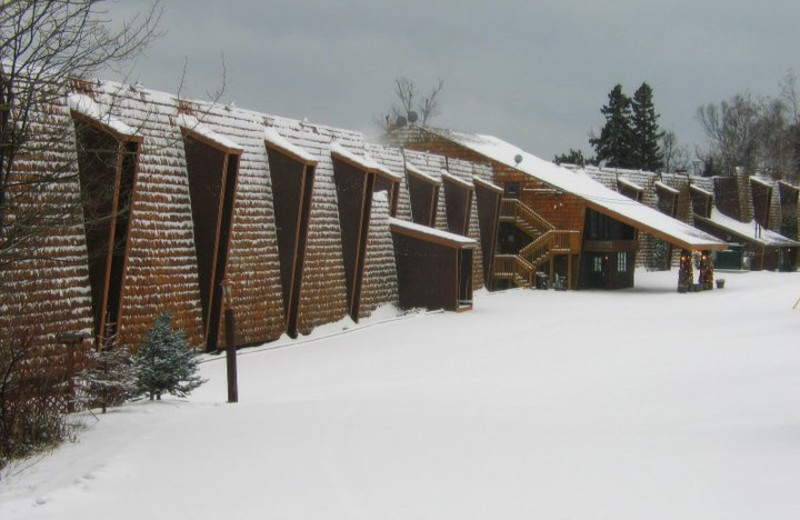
{"left": 108, "top": 0, "right": 800, "bottom": 162}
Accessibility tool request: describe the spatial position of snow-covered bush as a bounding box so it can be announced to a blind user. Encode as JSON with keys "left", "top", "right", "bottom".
{"left": 77, "top": 338, "right": 138, "bottom": 413}
{"left": 132, "top": 313, "right": 205, "bottom": 401}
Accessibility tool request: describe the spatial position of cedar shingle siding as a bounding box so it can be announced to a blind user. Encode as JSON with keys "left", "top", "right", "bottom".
{"left": 1, "top": 88, "right": 95, "bottom": 372}
{"left": 579, "top": 168, "right": 800, "bottom": 270}
{"left": 4, "top": 79, "right": 496, "bottom": 374}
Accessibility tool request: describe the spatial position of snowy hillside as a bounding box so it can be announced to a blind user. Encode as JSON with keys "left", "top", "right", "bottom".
{"left": 2, "top": 270, "right": 800, "bottom": 519}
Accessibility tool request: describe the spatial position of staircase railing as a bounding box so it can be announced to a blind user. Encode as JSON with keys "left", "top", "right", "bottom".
{"left": 500, "top": 199, "right": 555, "bottom": 233}
{"left": 493, "top": 254, "right": 534, "bottom": 287}
{"left": 519, "top": 230, "right": 582, "bottom": 269}
{"left": 495, "top": 198, "right": 581, "bottom": 288}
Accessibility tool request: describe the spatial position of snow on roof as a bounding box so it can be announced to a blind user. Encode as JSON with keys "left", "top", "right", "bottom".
{"left": 176, "top": 113, "right": 243, "bottom": 153}
{"left": 750, "top": 176, "right": 774, "bottom": 189}
{"left": 617, "top": 177, "right": 644, "bottom": 192}
{"left": 689, "top": 184, "right": 713, "bottom": 198}
{"left": 405, "top": 162, "right": 441, "bottom": 185}
{"left": 472, "top": 176, "right": 503, "bottom": 193}
{"left": 654, "top": 181, "right": 680, "bottom": 196}
{"left": 425, "top": 128, "right": 726, "bottom": 250}
{"left": 389, "top": 217, "right": 477, "bottom": 247}
{"left": 330, "top": 141, "right": 402, "bottom": 180}
{"left": 441, "top": 170, "right": 474, "bottom": 190}
{"left": 68, "top": 93, "right": 139, "bottom": 138}
{"left": 696, "top": 208, "right": 800, "bottom": 247}
{"left": 264, "top": 127, "right": 318, "bottom": 164}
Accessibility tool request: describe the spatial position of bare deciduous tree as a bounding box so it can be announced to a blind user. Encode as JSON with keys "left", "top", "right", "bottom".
{"left": 0, "top": 0, "right": 162, "bottom": 465}
{"left": 660, "top": 130, "right": 690, "bottom": 173}
{"left": 377, "top": 77, "right": 444, "bottom": 132}
{"left": 697, "top": 72, "right": 800, "bottom": 181}
{"left": 0, "top": 0, "right": 163, "bottom": 265}
{"left": 696, "top": 92, "right": 762, "bottom": 175}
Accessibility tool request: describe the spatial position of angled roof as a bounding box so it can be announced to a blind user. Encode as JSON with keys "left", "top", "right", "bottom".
{"left": 177, "top": 113, "right": 243, "bottom": 154}
{"left": 695, "top": 209, "right": 800, "bottom": 247}
{"left": 420, "top": 127, "right": 727, "bottom": 251}
{"left": 264, "top": 127, "right": 318, "bottom": 165}
{"left": 69, "top": 93, "right": 141, "bottom": 139}
{"left": 330, "top": 141, "right": 402, "bottom": 181}
{"left": 389, "top": 217, "right": 477, "bottom": 248}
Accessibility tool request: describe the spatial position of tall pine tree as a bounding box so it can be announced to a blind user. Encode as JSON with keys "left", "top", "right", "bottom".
{"left": 590, "top": 85, "right": 634, "bottom": 168}
{"left": 631, "top": 82, "right": 664, "bottom": 171}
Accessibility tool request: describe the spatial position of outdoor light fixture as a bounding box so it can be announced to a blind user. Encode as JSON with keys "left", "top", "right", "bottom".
{"left": 221, "top": 278, "right": 233, "bottom": 309}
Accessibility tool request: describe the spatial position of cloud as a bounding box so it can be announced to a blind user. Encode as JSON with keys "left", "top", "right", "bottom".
{"left": 107, "top": 0, "right": 800, "bottom": 162}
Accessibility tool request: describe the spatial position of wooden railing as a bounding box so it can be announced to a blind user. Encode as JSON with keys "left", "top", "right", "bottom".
{"left": 494, "top": 198, "right": 581, "bottom": 289}
{"left": 519, "top": 230, "right": 581, "bottom": 265}
{"left": 493, "top": 254, "right": 534, "bottom": 287}
{"left": 499, "top": 198, "right": 555, "bottom": 233}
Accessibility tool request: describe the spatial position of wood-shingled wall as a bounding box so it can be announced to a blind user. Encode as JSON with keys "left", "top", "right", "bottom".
{"left": 6, "top": 81, "right": 507, "bottom": 362}
{"left": 0, "top": 85, "right": 94, "bottom": 372}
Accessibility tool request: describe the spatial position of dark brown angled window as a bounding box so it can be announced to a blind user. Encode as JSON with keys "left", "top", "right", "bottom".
{"left": 72, "top": 108, "right": 141, "bottom": 347}
{"left": 655, "top": 182, "right": 680, "bottom": 267}
{"left": 690, "top": 185, "right": 713, "bottom": 218}
{"left": 181, "top": 121, "right": 241, "bottom": 351}
{"left": 472, "top": 176, "right": 503, "bottom": 289}
{"left": 373, "top": 170, "right": 400, "bottom": 218}
{"left": 406, "top": 164, "right": 441, "bottom": 227}
{"left": 617, "top": 178, "right": 643, "bottom": 202}
{"left": 750, "top": 178, "right": 772, "bottom": 229}
{"left": 713, "top": 177, "right": 740, "bottom": 220}
{"left": 264, "top": 129, "right": 316, "bottom": 338}
{"left": 331, "top": 144, "right": 400, "bottom": 322}
{"left": 778, "top": 182, "right": 798, "bottom": 239}
{"left": 655, "top": 182, "right": 679, "bottom": 217}
{"left": 441, "top": 171, "right": 474, "bottom": 236}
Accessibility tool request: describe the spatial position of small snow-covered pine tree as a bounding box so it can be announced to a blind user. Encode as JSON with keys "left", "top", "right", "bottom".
{"left": 78, "top": 341, "right": 138, "bottom": 413}
{"left": 133, "top": 312, "right": 205, "bottom": 401}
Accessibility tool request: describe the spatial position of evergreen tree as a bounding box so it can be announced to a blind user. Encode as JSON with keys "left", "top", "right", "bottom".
{"left": 631, "top": 83, "right": 664, "bottom": 171}
{"left": 554, "top": 148, "right": 589, "bottom": 166}
{"left": 590, "top": 85, "right": 634, "bottom": 168}
{"left": 133, "top": 313, "right": 205, "bottom": 401}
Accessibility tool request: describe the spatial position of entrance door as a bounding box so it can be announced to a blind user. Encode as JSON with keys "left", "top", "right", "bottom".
{"left": 585, "top": 253, "right": 607, "bottom": 288}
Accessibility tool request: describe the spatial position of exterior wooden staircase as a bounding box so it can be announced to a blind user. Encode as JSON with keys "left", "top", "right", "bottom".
{"left": 499, "top": 198, "right": 553, "bottom": 238}
{"left": 494, "top": 199, "right": 580, "bottom": 289}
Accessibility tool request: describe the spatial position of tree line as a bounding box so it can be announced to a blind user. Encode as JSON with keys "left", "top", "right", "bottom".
{"left": 557, "top": 72, "right": 800, "bottom": 182}
{"left": 696, "top": 71, "right": 800, "bottom": 180}
{"left": 556, "top": 82, "right": 689, "bottom": 173}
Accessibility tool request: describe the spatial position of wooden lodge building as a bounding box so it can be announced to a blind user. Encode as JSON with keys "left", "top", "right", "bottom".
{"left": 578, "top": 167, "right": 800, "bottom": 272}
{"left": 387, "top": 127, "right": 726, "bottom": 290}
{"left": 1, "top": 80, "right": 506, "bottom": 358}
{"left": 3, "top": 79, "right": 743, "bottom": 371}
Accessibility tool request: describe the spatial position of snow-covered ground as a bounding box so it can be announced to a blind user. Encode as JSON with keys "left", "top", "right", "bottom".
{"left": 2, "top": 269, "right": 800, "bottom": 519}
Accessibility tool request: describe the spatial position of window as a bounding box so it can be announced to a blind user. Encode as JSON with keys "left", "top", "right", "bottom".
{"left": 587, "top": 209, "right": 610, "bottom": 239}
{"left": 618, "top": 252, "right": 628, "bottom": 272}
{"left": 592, "top": 256, "right": 603, "bottom": 272}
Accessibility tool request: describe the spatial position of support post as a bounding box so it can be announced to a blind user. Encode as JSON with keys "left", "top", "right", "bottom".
{"left": 221, "top": 278, "right": 238, "bottom": 403}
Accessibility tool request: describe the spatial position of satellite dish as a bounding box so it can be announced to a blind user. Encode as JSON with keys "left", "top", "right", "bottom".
{"left": 395, "top": 115, "right": 407, "bottom": 126}
{"left": 514, "top": 154, "right": 523, "bottom": 165}
{"left": 407, "top": 111, "right": 419, "bottom": 123}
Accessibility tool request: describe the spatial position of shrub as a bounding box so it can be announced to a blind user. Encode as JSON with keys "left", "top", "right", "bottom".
{"left": 132, "top": 312, "right": 205, "bottom": 401}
